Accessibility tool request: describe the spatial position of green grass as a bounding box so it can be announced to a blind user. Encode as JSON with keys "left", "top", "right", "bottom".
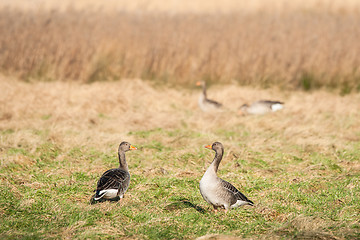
{"left": 1, "top": 128, "right": 359, "bottom": 239}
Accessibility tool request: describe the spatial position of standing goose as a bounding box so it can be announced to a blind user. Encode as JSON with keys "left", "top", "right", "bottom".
{"left": 196, "top": 81, "right": 222, "bottom": 112}
{"left": 90, "top": 142, "right": 137, "bottom": 204}
{"left": 199, "top": 142, "right": 253, "bottom": 213}
{"left": 239, "top": 100, "right": 284, "bottom": 115}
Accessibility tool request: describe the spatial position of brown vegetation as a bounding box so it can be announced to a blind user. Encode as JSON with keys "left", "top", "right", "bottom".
{"left": 1, "top": 76, "right": 360, "bottom": 158}
{"left": 0, "top": 5, "right": 360, "bottom": 90}
{"left": 3, "top": 0, "right": 360, "bottom": 14}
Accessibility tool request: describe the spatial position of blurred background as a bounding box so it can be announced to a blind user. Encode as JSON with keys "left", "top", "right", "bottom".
{"left": 1, "top": 0, "right": 360, "bottom": 92}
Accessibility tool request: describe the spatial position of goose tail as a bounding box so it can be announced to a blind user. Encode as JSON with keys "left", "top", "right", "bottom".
{"left": 247, "top": 199, "right": 254, "bottom": 206}
{"left": 90, "top": 190, "right": 105, "bottom": 204}
{"left": 90, "top": 194, "right": 97, "bottom": 204}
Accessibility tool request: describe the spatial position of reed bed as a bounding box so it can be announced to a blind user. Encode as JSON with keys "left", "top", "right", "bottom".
{"left": 0, "top": 9, "right": 360, "bottom": 91}
{"left": 3, "top": 0, "right": 360, "bottom": 14}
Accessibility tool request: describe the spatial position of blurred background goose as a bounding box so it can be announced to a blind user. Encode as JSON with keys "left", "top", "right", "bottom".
{"left": 196, "top": 81, "right": 222, "bottom": 112}
{"left": 90, "top": 141, "right": 137, "bottom": 204}
{"left": 199, "top": 142, "right": 253, "bottom": 213}
{"left": 239, "top": 100, "right": 284, "bottom": 115}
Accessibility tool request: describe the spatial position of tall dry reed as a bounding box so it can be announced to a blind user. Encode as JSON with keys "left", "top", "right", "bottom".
{"left": 1, "top": 10, "right": 360, "bottom": 90}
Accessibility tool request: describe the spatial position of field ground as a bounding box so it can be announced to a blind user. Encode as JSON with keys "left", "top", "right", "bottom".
{"left": 0, "top": 77, "right": 359, "bottom": 239}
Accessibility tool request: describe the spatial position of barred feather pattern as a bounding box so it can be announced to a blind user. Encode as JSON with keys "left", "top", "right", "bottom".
{"left": 94, "top": 168, "right": 130, "bottom": 200}
{"left": 220, "top": 179, "right": 254, "bottom": 206}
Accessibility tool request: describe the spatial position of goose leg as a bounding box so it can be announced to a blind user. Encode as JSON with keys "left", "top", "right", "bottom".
{"left": 213, "top": 206, "right": 219, "bottom": 213}
{"left": 224, "top": 205, "right": 230, "bottom": 214}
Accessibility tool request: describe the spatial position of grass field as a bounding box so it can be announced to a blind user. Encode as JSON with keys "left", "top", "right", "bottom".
{"left": 0, "top": 78, "right": 359, "bottom": 239}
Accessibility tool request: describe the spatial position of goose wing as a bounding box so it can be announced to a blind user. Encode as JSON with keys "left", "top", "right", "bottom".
{"left": 96, "top": 168, "right": 130, "bottom": 192}
{"left": 257, "top": 100, "right": 284, "bottom": 108}
{"left": 206, "top": 98, "right": 222, "bottom": 107}
{"left": 220, "top": 179, "right": 254, "bottom": 205}
{"left": 258, "top": 100, "right": 284, "bottom": 105}
{"left": 256, "top": 100, "right": 284, "bottom": 112}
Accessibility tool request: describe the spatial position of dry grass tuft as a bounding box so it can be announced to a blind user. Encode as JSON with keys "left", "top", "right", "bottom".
{"left": 275, "top": 215, "right": 341, "bottom": 240}
{"left": 196, "top": 234, "right": 243, "bottom": 240}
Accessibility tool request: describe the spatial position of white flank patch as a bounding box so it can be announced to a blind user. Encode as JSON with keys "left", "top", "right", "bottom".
{"left": 271, "top": 103, "right": 283, "bottom": 111}
{"left": 94, "top": 189, "right": 118, "bottom": 200}
{"left": 230, "top": 200, "right": 250, "bottom": 208}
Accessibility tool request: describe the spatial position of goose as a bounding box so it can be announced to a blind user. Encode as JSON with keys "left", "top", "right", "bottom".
{"left": 199, "top": 142, "right": 253, "bottom": 213}
{"left": 90, "top": 141, "right": 137, "bottom": 204}
{"left": 239, "top": 100, "right": 284, "bottom": 115}
{"left": 196, "top": 81, "right": 222, "bottom": 112}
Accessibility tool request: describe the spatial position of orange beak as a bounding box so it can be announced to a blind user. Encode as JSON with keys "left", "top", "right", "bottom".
{"left": 238, "top": 110, "right": 244, "bottom": 116}
{"left": 196, "top": 81, "right": 202, "bottom": 86}
{"left": 130, "top": 145, "right": 137, "bottom": 150}
{"left": 204, "top": 145, "right": 212, "bottom": 150}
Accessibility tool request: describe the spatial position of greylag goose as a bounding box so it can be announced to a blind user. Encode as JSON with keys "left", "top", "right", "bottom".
{"left": 199, "top": 142, "right": 253, "bottom": 213}
{"left": 90, "top": 141, "right": 137, "bottom": 204}
{"left": 239, "top": 100, "right": 284, "bottom": 115}
{"left": 196, "top": 81, "right": 222, "bottom": 112}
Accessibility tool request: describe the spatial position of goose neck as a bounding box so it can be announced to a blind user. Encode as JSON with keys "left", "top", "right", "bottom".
{"left": 118, "top": 151, "right": 128, "bottom": 171}
{"left": 202, "top": 84, "right": 207, "bottom": 98}
{"left": 211, "top": 149, "right": 223, "bottom": 172}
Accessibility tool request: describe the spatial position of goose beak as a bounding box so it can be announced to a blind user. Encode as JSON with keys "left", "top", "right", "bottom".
{"left": 196, "top": 81, "right": 202, "bottom": 86}
{"left": 204, "top": 145, "right": 212, "bottom": 149}
{"left": 130, "top": 145, "right": 137, "bottom": 150}
{"left": 238, "top": 110, "right": 244, "bottom": 116}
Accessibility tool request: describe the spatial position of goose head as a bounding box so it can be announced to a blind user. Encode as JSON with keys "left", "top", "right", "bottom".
{"left": 238, "top": 104, "right": 249, "bottom": 115}
{"left": 196, "top": 81, "right": 206, "bottom": 88}
{"left": 205, "top": 142, "right": 224, "bottom": 153}
{"left": 118, "top": 141, "right": 137, "bottom": 153}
